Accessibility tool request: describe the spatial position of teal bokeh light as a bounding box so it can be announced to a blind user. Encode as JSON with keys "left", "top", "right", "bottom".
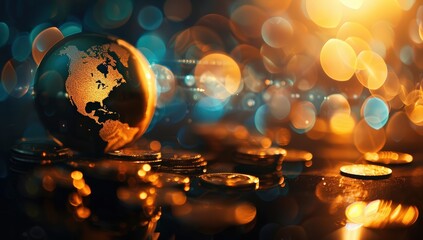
{"left": 363, "top": 97, "right": 389, "bottom": 130}
{"left": 138, "top": 6, "right": 163, "bottom": 31}
{"left": 0, "top": 22, "right": 9, "bottom": 47}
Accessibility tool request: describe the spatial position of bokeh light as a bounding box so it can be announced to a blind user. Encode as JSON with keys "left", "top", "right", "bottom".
{"left": 362, "top": 97, "right": 390, "bottom": 130}
{"left": 32, "top": 27, "right": 64, "bottom": 65}
{"left": 337, "top": 22, "right": 372, "bottom": 42}
{"left": 0, "top": 22, "right": 9, "bottom": 47}
{"left": 319, "top": 94, "right": 351, "bottom": 119}
{"left": 320, "top": 39, "right": 357, "bottom": 81}
{"left": 290, "top": 101, "right": 316, "bottom": 131}
{"left": 164, "top": 0, "right": 191, "bottom": 22}
{"left": 330, "top": 112, "right": 355, "bottom": 135}
{"left": 305, "top": 0, "right": 343, "bottom": 28}
{"left": 59, "top": 21, "right": 82, "bottom": 37}
{"left": 230, "top": 5, "right": 266, "bottom": 40}
{"left": 151, "top": 64, "right": 176, "bottom": 105}
{"left": 136, "top": 34, "right": 166, "bottom": 62}
{"left": 355, "top": 50, "right": 388, "bottom": 90}
{"left": 194, "top": 53, "right": 241, "bottom": 100}
{"left": 12, "top": 33, "right": 31, "bottom": 62}
{"left": 261, "top": 17, "right": 293, "bottom": 48}
{"left": 340, "top": 0, "right": 364, "bottom": 9}
{"left": 1, "top": 59, "right": 34, "bottom": 98}
{"left": 354, "top": 119, "right": 386, "bottom": 153}
{"left": 138, "top": 6, "right": 163, "bottom": 31}
{"left": 94, "top": 0, "right": 133, "bottom": 29}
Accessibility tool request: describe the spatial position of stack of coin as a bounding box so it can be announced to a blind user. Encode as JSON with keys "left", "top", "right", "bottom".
{"left": 10, "top": 138, "right": 73, "bottom": 172}
{"left": 159, "top": 151, "right": 207, "bottom": 175}
{"left": 106, "top": 148, "right": 162, "bottom": 170}
{"left": 234, "top": 147, "right": 286, "bottom": 189}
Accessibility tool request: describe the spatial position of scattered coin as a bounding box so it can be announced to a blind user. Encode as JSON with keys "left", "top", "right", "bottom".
{"left": 107, "top": 148, "right": 161, "bottom": 161}
{"left": 236, "top": 147, "right": 287, "bottom": 159}
{"left": 199, "top": 173, "right": 259, "bottom": 191}
{"left": 11, "top": 138, "right": 73, "bottom": 163}
{"left": 340, "top": 164, "right": 392, "bottom": 179}
{"left": 162, "top": 152, "right": 204, "bottom": 166}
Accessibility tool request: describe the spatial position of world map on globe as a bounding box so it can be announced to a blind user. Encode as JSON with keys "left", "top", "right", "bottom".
{"left": 60, "top": 44, "right": 139, "bottom": 151}
{"left": 34, "top": 34, "right": 156, "bottom": 153}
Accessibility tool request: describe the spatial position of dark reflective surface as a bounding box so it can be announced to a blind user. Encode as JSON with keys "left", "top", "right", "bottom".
{"left": 1, "top": 144, "right": 423, "bottom": 240}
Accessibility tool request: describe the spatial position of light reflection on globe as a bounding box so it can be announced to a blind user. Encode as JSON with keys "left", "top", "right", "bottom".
{"left": 34, "top": 33, "right": 156, "bottom": 154}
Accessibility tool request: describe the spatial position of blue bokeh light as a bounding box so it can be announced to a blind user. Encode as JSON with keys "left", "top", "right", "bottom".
{"left": 363, "top": 97, "right": 389, "bottom": 130}
{"left": 138, "top": 6, "right": 163, "bottom": 31}
{"left": 12, "top": 34, "right": 31, "bottom": 61}
{"left": 137, "top": 34, "right": 166, "bottom": 62}
{"left": 192, "top": 97, "right": 227, "bottom": 123}
{"left": 0, "top": 22, "right": 9, "bottom": 47}
{"left": 254, "top": 104, "right": 269, "bottom": 134}
{"left": 59, "top": 21, "right": 82, "bottom": 37}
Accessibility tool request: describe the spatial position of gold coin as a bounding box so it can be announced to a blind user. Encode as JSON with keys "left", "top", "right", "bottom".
{"left": 364, "top": 151, "right": 413, "bottom": 165}
{"left": 107, "top": 148, "right": 161, "bottom": 160}
{"left": 199, "top": 173, "right": 259, "bottom": 191}
{"left": 237, "top": 147, "right": 287, "bottom": 157}
{"left": 340, "top": 164, "right": 392, "bottom": 179}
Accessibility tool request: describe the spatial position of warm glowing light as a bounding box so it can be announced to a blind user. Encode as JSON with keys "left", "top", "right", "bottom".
{"left": 71, "top": 171, "right": 83, "bottom": 180}
{"left": 354, "top": 119, "right": 386, "bottom": 153}
{"left": 345, "top": 200, "right": 419, "bottom": 228}
{"left": 355, "top": 50, "right": 388, "bottom": 90}
{"left": 337, "top": 22, "right": 372, "bottom": 42}
{"left": 76, "top": 206, "right": 91, "bottom": 219}
{"left": 306, "top": 118, "right": 328, "bottom": 140}
{"left": 370, "top": 69, "right": 400, "bottom": 101}
{"left": 138, "top": 169, "right": 146, "bottom": 177}
{"left": 146, "top": 196, "right": 155, "bottom": 206}
{"left": 275, "top": 128, "right": 291, "bottom": 146}
{"left": 194, "top": 53, "right": 241, "bottom": 99}
{"left": 290, "top": 101, "right": 316, "bottom": 131}
{"left": 79, "top": 185, "right": 91, "bottom": 196}
{"left": 69, "top": 193, "right": 82, "bottom": 207}
{"left": 364, "top": 151, "right": 413, "bottom": 164}
{"left": 150, "top": 140, "right": 161, "bottom": 151}
{"left": 320, "top": 39, "right": 357, "bottom": 81}
{"left": 72, "top": 179, "right": 85, "bottom": 190}
{"left": 260, "top": 137, "right": 272, "bottom": 148}
{"left": 139, "top": 191, "right": 148, "bottom": 200}
{"left": 330, "top": 112, "right": 355, "bottom": 134}
{"left": 261, "top": 17, "right": 293, "bottom": 48}
{"left": 340, "top": 0, "right": 364, "bottom": 9}
{"left": 32, "top": 27, "right": 64, "bottom": 65}
{"left": 142, "top": 164, "right": 152, "bottom": 172}
{"left": 170, "top": 191, "right": 187, "bottom": 205}
{"left": 233, "top": 203, "right": 257, "bottom": 225}
{"left": 320, "top": 94, "right": 351, "bottom": 119}
{"left": 395, "top": 0, "right": 416, "bottom": 11}
{"left": 345, "top": 37, "right": 371, "bottom": 55}
{"left": 42, "top": 176, "right": 56, "bottom": 192}
{"left": 306, "top": 0, "right": 343, "bottom": 28}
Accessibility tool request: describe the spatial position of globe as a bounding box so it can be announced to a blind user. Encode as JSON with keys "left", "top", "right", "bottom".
{"left": 34, "top": 33, "right": 156, "bottom": 154}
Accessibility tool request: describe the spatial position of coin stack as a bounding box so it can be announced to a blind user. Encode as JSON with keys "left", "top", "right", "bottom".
{"left": 10, "top": 138, "right": 73, "bottom": 172}
{"left": 234, "top": 147, "right": 286, "bottom": 189}
{"left": 159, "top": 151, "right": 207, "bottom": 176}
{"left": 106, "top": 148, "right": 162, "bottom": 170}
